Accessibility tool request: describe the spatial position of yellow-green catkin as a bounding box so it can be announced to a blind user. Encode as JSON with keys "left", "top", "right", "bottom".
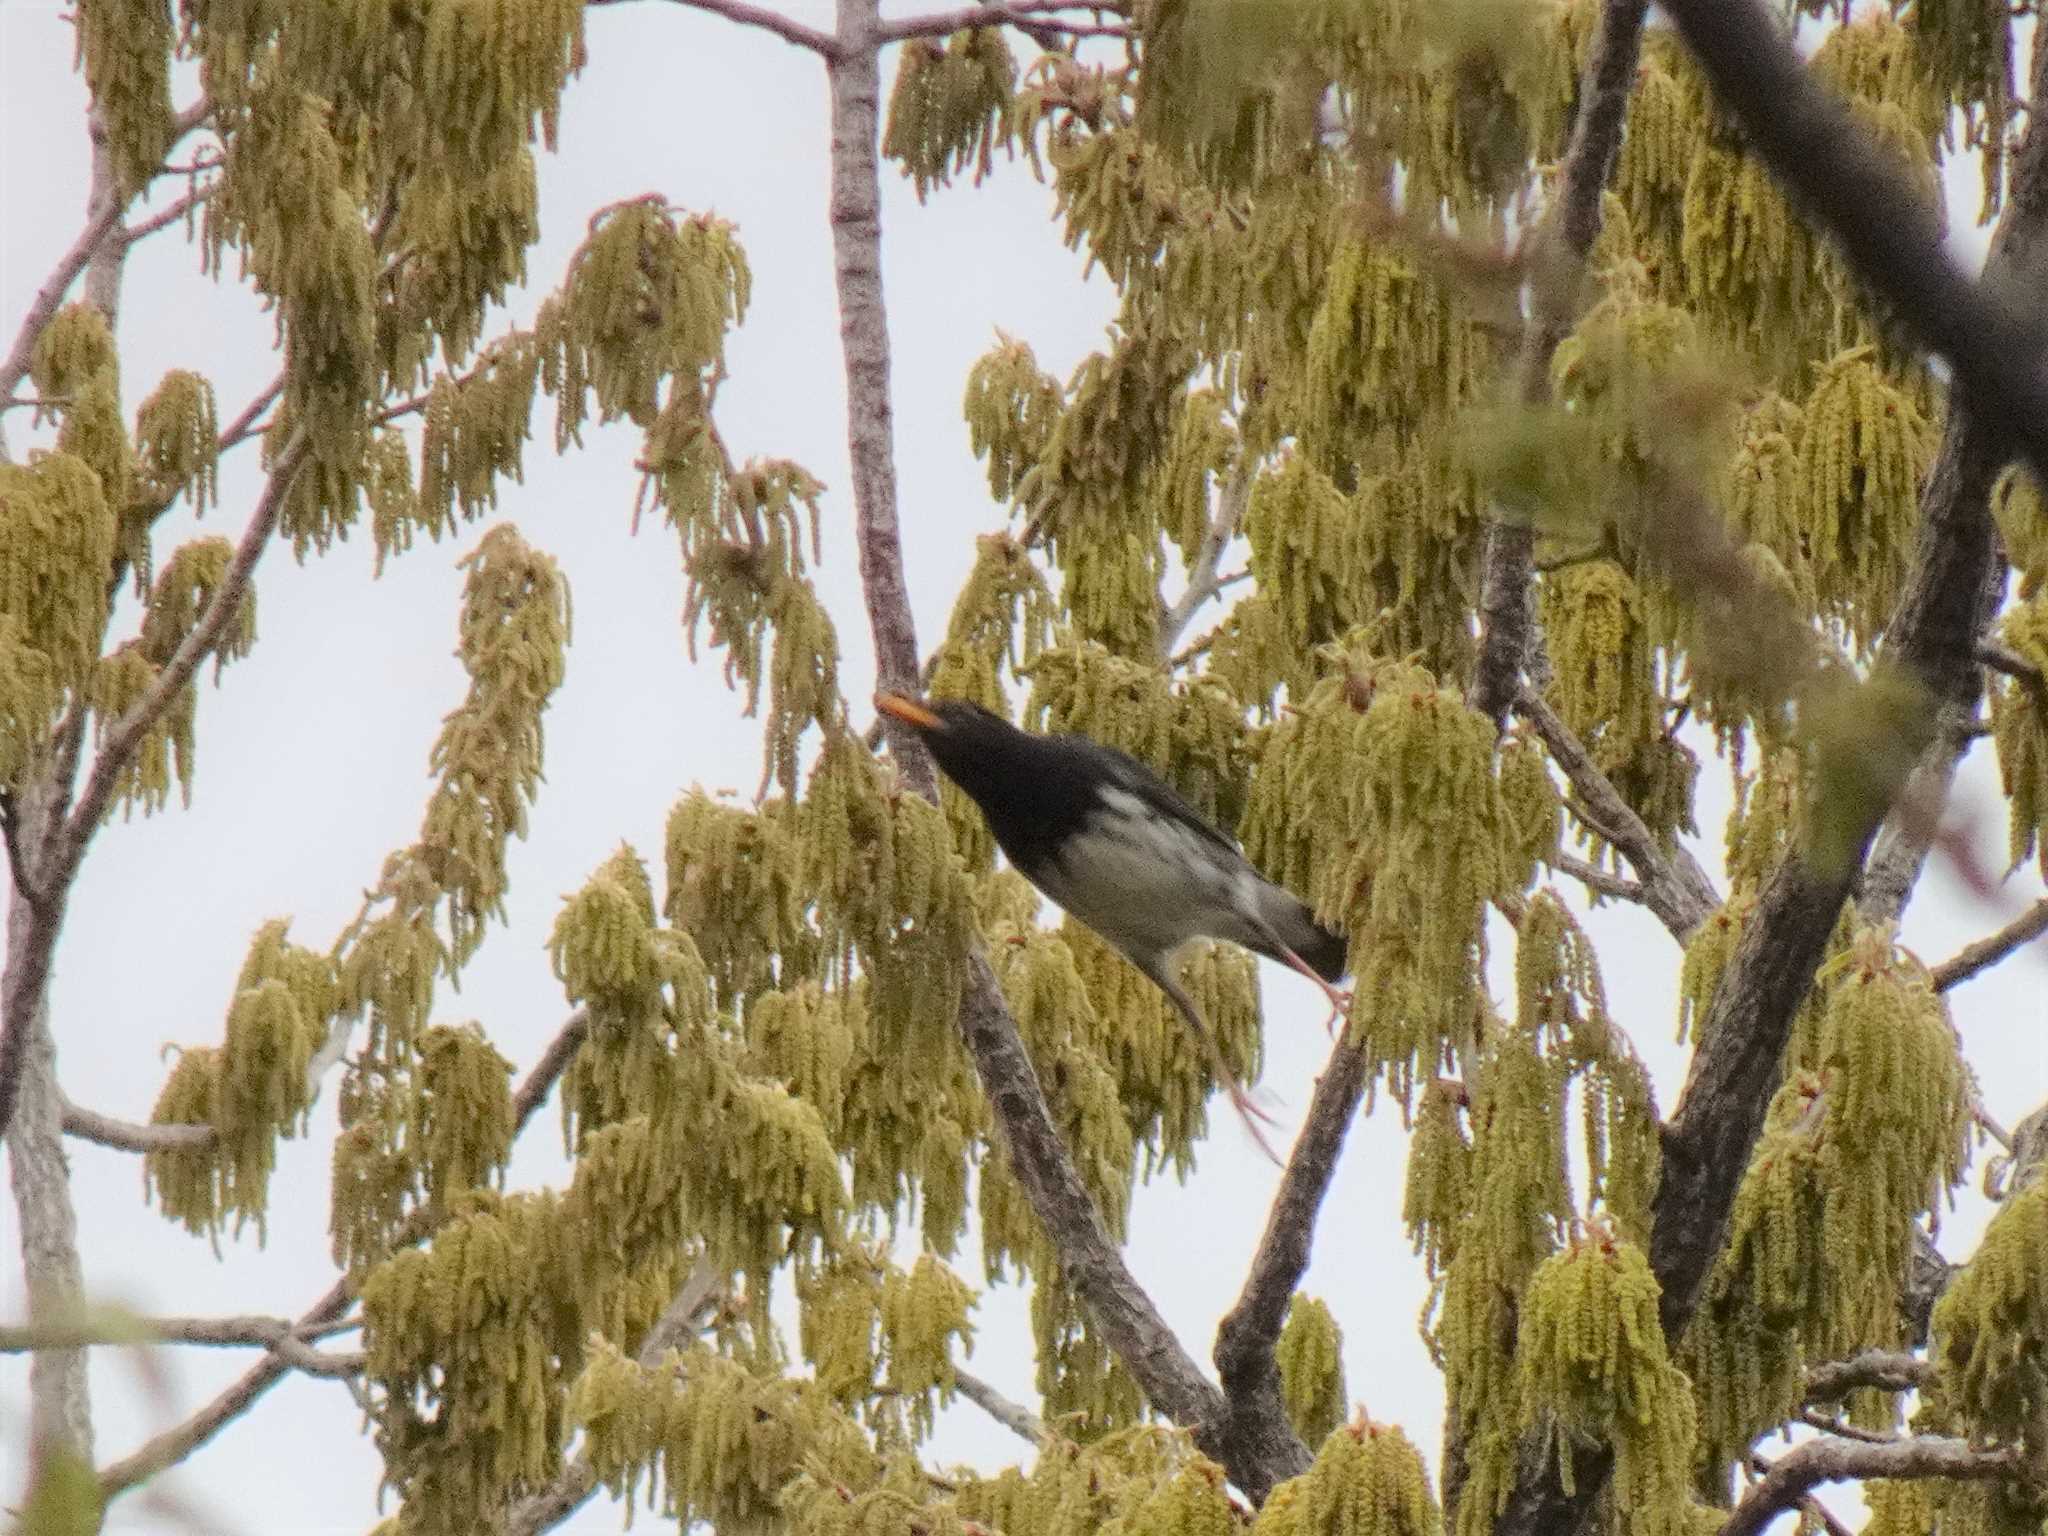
{"left": 1516, "top": 1230, "right": 1695, "bottom": 1535}
{"left": 1991, "top": 595, "right": 2048, "bottom": 874}
{"left": 1277, "top": 1295, "right": 1348, "bottom": 1449}
{"left": 1253, "top": 1413, "right": 1440, "bottom": 1536}
{"left": 882, "top": 27, "right": 1017, "bottom": 198}
{"left": 145, "top": 921, "right": 336, "bottom": 1244}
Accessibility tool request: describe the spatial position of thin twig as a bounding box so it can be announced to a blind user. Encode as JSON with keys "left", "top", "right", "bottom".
{"left": 0, "top": 1316, "right": 362, "bottom": 1378}
{"left": 1514, "top": 689, "right": 1720, "bottom": 940}
{"left": 1719, "top": 1436, "right": 2017, "bottom": 1536}
{"left": 503, "top": 1256, "right": 725, "bottom": 1536}
{"left": 0, "top": 429, "right": 308, "bottom": 1145}
{"left": 952, "top": 1368, "right": 1046, "bottom": 1446}
{"left": 1932, "top": 896, "right": 2048, "bottom": 991}
{"left": 592, "top": 0, "right": 841, "bottom": 56}
{"left": 1465, "top": 0, "right": 1650, "bottom": 730}
{"left": 1158, "top": 465, "right": 1250, "bottom": 663}
{"left": 881, "top": 2, "right": 1131, "bottom": 39}
{"left": 217, "top": 371, "right": 286, "bottom": 453}
{"left": 1553, "top": 852, "right": 1646, "bottom": 904}
{"left": 120, "top": 182, "right": 216, "bottom": 246}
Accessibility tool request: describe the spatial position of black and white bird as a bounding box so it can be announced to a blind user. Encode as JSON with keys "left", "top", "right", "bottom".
{"left": 876, "top": 692, "right": 1350, "bottom": 1153}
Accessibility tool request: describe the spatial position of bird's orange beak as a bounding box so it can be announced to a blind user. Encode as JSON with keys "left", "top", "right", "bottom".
{"left": 875, "top": 692, "right": 943, "bottom": 730}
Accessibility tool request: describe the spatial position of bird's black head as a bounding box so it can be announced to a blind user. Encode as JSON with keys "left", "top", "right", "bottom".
{"left": 876, "top": 691, "right": 1004, "bottom": 764}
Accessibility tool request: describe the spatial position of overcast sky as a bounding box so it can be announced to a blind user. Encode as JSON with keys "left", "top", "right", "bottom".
{"left": 2, "top": 3, "right": 2042, "bottom": 1532}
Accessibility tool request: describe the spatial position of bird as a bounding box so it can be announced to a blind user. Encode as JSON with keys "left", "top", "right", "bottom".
{"left": 875, "top": 692, "right": 1350, "bottom": 1158}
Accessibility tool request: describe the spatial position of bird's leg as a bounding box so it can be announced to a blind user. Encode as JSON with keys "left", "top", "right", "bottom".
{"left": 1258, "top": 930, "right": 1354, "bottom": 1038}
{"left": 1148, "top": 960, "right": 1283, "bottom": 1166}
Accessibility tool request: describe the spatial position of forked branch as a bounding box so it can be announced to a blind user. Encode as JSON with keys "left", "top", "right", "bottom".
{"left": 1719, "top": 1436, "right": 2017, "bottom": 1536}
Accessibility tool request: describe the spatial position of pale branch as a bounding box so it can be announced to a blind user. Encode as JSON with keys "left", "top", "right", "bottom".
{"left": 603, "top": 0, "right": 841, "bottom": 57}
{"left": 0, "top": 96, "right": 212, "bottom": 451}
{"left": 59, "top": 1098, "right": 214, "bottom": 1153}
{"left": 1513, "top": 689, "right": 1720, "bottom": 940}
{"left": 1662, "top": 0, "right": 2048, "bottom": 489}
{"left": 827, "top": 0, "right": 1294, "bottom": 1493}
{"left": 217, "top": 370, "right": 286, "bottom": 452}
{"left": 120, "top": 181, "right": 217, "bottom": 246}
{"left": 1465, "top": 0, "right": 1650, "bottom": 729}
{"left": 1212, "top": 1035, "right": 1367, "bottom": 1466}
{"left": 880, "top": 2, "right": 1132, "bottom": 41}
{"left": 1719, "top": 1436, "right": 2018, "bottom": 1536}
{"left": 952, "top": 1367, "right": 1046, "bottom": 1446}
{"left": 1158, "top": 464, "right": 1250, "bottom": 664}
{"left": 1552, "top": 852, "right": 1647, "bottom": 904}
{"left": 832, "top": 0, "right": 933, "bottom": 791}
{"left": 0, "top": 1316, "right": 362, "bottom": 1378}
{"left": 1934, "top": 897, "right": 2048, "bottom": 991}
{"left": 0, "top": 427, "right": 309, "bottom": 1146}
{"left": 503, "top": 1255, "right": 725, "bottom": 1536}
{"left": 0, "top": 791, "right": 43, "bottom": 910}
{"left": 1804, "top": 1350, "right": 1938, "bottom": 1404}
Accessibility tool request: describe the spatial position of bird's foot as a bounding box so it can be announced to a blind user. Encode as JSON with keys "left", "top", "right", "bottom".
{"left": 1275, "top": 942, "right": 1353, "bottom": 1037}
{"left": 1226, "top": 1078, "right": 1285, "bottom": 1166}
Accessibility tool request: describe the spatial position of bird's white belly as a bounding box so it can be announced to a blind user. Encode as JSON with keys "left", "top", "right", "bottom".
{"left": 1027, "top": 788, "right": 1253, "bottom": 959}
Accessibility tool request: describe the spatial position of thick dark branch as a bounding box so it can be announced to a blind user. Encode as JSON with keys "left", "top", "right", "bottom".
{"left": 953, "top": 1367, "right": 1047, "bottom": 1446}
{"left": 512, "top": 1008, "right": 589, "bottom": 1134}
{"left": 593, "top": 0, "right": 841, "bottom": 55}
{"left": 1804, "top": 1349, "right": 1937, "bottom": 1403}
{"left": 0, "top": 430, "right": 308, "bottom": 1145}
{"left": 1466, "top": 0, "right": 1650, "bottom": 728}
{"left": 1660, "top": 0, "right": 2048, "bottom": 488}
{"left": 1514, "top": 690, "right": 1720, "bottom": 939}
{"left": 1933, "top": 897, "right": 2048, "bottom": 992}
{"left": 1719, "top": 1437, "right": 2017, "bottom": 1536}
{"left": 1212, "top": 1037, "right": 1366, "bottom": 1471}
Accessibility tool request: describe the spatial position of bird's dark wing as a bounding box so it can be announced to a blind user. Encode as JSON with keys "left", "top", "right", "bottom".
{"left": 1054, "top": 733, "right": 1246, "bottom": 860}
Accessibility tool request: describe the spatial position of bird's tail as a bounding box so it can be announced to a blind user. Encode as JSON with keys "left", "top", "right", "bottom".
{"left": 1253, "top": 885, "right": 1349, "bottom": 982}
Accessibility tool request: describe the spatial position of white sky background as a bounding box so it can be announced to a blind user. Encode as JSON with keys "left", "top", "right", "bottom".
{"left": 1, "top": 3, "right": 2043, "bottom": 1532}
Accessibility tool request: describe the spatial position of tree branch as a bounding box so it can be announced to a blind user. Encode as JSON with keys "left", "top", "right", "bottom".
{"left": 827, "top": 0, "right": 1297, "bottom": 1495}
{"left": 1159, "top": 465, "right": 1250, "bottom": 664}
{"left": 120, "top": 181, "right": 217, "bottom": 247}
{"left": 1466, "top": 0, "right": 1650, "bottom": 729}
{"left": 1804, "top": 1349, "right": 1937, "bottom": 1403}
{"left": 0, "top": 1315, "right": 362, "bottom": 1378}
{"left": 953, "top": 1367, "right": 1046, "bottom": 1446}
{"left": 0, "top": 428, "right": 308, "bottom": 1146}
{"left": 880, "top": 2, "right": 1133, "bottom": 41}
{"left": 1552, "top": 852, "right": 1647, "bottom": 904}
{"left": 1513, "top": 689, "right": 1720, "bottom": 940}
{"left": 596, "top": 0, "right": 841, "bottom": 57}
{"left": 502, "top": 1255, "right": 725, "bottom": 1536}
{"left": 1934, "top": 897, "right": 2048, "bottom": 992}
{"left": 0, "top": 97, "right": 211, "bottom": 456}
{"left": 59, "top": 1099, "right": 214, "bottom": 1153}
{"left": 1719, "top": 1436, "right": 2017, "bottom": 1536}
{"left": 1660, "top": 0, "right": 2048, "bottom": 490}
{"left": 1212, "top": 1036, "right": 1367, "bottom": 1460}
